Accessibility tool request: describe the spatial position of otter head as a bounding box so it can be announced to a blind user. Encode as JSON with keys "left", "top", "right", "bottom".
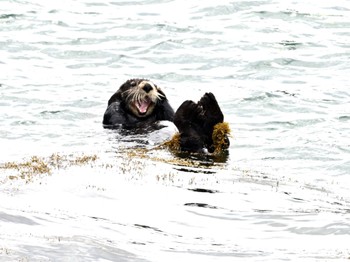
{"left": 119, "top": 79, "right": 165, "bottom": 118}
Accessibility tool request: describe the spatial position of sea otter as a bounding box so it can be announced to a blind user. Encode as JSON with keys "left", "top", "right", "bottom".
{"left": 165, "top": 92, "right": 230, "bottom": 154}
{"left": 103, "top": 79, "right": 175, "bottom": 129}
{"left": 103, "top": 79, "right": 230, "bottom": 154}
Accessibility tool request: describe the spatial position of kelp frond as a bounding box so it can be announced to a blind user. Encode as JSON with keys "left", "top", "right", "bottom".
{"left": 212, "top": 122, "right": 231, "bottom": 154}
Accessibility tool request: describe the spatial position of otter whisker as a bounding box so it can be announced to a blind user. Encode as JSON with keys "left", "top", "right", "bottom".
{"left": 155, "top": 92, "right": 165, "bottom": 99}
{"left": 136, "top": 92, "right": 142, "bottom": 104}
{"left": 124, "top": 89, "right": 134, "bottom": 101}
{"left": 130, "top": 89, "right": 139, "bottom": 103}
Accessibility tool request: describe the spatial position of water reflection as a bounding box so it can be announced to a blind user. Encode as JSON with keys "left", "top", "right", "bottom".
{"left": 171, "top": 151, "right": 229, "bottom": 165}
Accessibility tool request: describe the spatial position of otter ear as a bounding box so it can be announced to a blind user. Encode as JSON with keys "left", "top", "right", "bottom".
{"left": 107, "top": 80, "right": 132, "bottom": 106}
{"left": 121, "top": 79, "right": 136, "bottom": 90}
{"left": 129, "top": 80, "right": 137, "bottom": 87}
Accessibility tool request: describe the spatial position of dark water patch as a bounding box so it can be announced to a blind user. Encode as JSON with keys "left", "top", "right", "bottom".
{"left": 131, "top": 241, "right": 146, "bottom": 245}
{"left": 134, "top": 224, "right": 163, "bottom": 233}
{"left": 174, "top": 168, "right": 216, "bottom": 174}
{"left": 268, "top": 118, "right": 325, "bottom": 128}
{"left": 287, "top": 58, "right": 340, "bottom": 69}
{"left": 172, "top": 151, "right": 229, "bottom": 164}
{"left": 156, "top": 23, "right": 193, "bottom": 33}
{"left": 292, "top": 197, "right": 306, "bottom": 202}
{"left": 40, "top": 110, "right": 61, "bottom": 115}
{"left": 282, "top": 192, "right": 307, "bottom": 203}
{"left": 188, "top": 188, "right": 220, "bottom": 194}
{"left": 0, "top": 212, "right": 39, "bottom": 225}
{"left": 193, "top": 4, "right": 240, "bottom": 17}
{"left": 85, "top": 2, "right": 109, "bottom": 7}
{"left": 289, "top": 223, "right": 350, "bottom": 235}
{"left": 117, "top": 137, "right": 149, "bottom": 147}
{"left": 279, "top": 40, "right": 303, "bottom": 50}
{"left": 83, "top": 12, "right": 101, "bottom": 15}
{"left": 18, "top": 237, "right": 149, "bottom": 262}
{"left": 149, "top": 39, "right": 185, "bottom": 53}
{"left": 273, "top": 58, "right": 297, "bottom": 66}
{"left": 242, "top": 92, "right": 280, "bottom": 102}
{"left": 339, "top": 115, "right": 350, "bottom": 121}
{"left": 66, "top": 62, "right": 110, "bottom": 69}
{"left": 46, "top": 49, "right": 113, "bottom": 60}
{"left": 138, "top": 12, "right": 159, "bottom": 17}
{"left": 253, "top": 209, "right": 273, "bottom": 213}
{"left": 0, "top": 14, "right": 22, "bottom": 20}
{"left": 109, "top": 1, "right": 156, "bottom": 6}
{"left": 90, "top": 216, "right": 109, "bottom": 222}
{"left": 254, "top": 9, "right": 312, "bottom": 21}
{"left": 276, "top": 90, "right": 297, "bottom": 97}
{"left": 320, "top": 51, "right": 350, "bottom": 61}
{"left": 328, "top": 6, "right": 350, "bottom": 11}
{"left": 38, "top": 109, "right": 85, "bottom": 121}
{"left": 184, "top": 203, "right": 219, "bottom": 209}
{"left": 48, "top": 9, "right": 59, "bottom": 14}
{"left": 10, "top": 120, "right": 37, "bottom": 126}
{"left": 183, "top": 249, "right": 268, "bottom": 258}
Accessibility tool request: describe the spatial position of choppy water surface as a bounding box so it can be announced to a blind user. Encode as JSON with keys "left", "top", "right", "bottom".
{"left": 1, "top": 0, "right": 350, "bottom": 261}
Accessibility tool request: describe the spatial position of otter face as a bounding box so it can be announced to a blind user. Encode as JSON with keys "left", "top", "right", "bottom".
{"left": 121, "top": 79, "right": 165, "bottom": 118}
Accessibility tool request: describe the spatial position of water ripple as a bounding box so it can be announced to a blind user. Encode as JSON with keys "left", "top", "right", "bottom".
{"left": 1, "top": 0, "right": 350, "bottom": 261}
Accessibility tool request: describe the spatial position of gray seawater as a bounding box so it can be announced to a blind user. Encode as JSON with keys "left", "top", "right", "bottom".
{"left": 1, "top": 0, "right": 350, "bottom": 261}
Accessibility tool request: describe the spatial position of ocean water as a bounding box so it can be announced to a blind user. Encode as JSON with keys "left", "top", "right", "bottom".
{"left": 1, "top": 0, "right": 350, "bottom": 261}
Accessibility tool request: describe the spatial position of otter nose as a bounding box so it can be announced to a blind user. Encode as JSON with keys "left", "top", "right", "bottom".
{"left": 142, "top": 83, "right": 153, "bottom": 93}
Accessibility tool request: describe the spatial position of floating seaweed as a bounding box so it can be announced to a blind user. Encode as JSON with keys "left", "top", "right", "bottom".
{"left": 212, "top": 122, "right": 231, "bottom": 154}
{"left": 0, "top": 153, "right": 98, "bottom": 183}
{"left": 162, "top": 121, "right": 231, "bottom": 156}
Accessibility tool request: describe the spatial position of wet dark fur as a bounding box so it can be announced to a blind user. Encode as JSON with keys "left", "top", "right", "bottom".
{"left": 173, "top": 92, "right": 229, "bottom": 153}
{"left": 103, "top": 80, "right": 228, "bottom": 154}
{"left": 103, "top": 79, "right": 174, "bottom": 129}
